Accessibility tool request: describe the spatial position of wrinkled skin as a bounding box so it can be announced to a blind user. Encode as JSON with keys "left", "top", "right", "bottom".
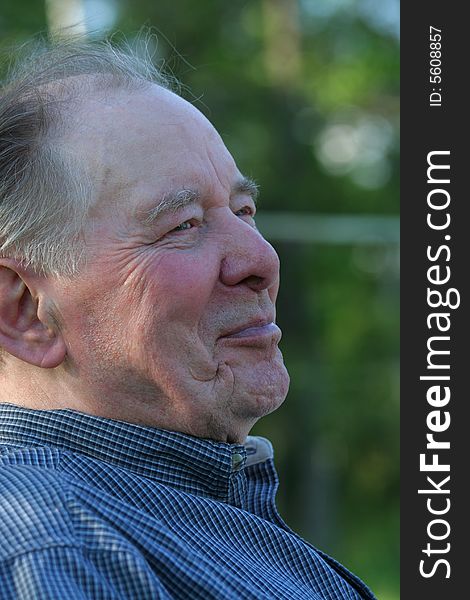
{"left": 0, "top": 84, "right": 290, "bottom": 443}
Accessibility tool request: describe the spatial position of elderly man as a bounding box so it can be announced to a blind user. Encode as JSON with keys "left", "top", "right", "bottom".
{"left": 0, "top": 39, "right": 375, "bottom": 599}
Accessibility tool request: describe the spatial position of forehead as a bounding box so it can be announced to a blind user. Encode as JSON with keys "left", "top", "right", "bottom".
{"left": 68, "top": 84, "right": 241, "bottom": 212}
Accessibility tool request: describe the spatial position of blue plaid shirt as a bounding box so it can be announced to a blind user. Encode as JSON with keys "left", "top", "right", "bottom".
{"left": 0, "top": 403, "right": 376, "bottom": 599}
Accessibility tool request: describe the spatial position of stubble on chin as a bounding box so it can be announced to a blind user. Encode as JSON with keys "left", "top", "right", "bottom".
{"left": 217, "top": 347, "right": 290, "bottom": 421}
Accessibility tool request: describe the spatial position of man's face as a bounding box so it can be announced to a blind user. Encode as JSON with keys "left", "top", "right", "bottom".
{"left": 52, "top": 84, "right": 289, "bottom": 442}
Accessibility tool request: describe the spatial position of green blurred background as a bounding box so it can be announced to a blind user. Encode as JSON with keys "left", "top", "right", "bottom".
{"left": 0, "top": 1, "right": 399, "bottom": 597}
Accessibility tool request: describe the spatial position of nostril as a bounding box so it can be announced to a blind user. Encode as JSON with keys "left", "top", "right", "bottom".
{"left": 220, "top": 225, "right": 280, "bottom": 289}
{"left": 243, "top": 275, "right": 264, "bottom": 289}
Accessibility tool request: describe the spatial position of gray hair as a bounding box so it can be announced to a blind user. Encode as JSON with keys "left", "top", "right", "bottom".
{"left": 0, "top": 35, "right": 173, "bottom": 277}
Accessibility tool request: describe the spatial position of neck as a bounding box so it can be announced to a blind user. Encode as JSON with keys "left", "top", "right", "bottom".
{"left": 0, "top": 357, "right": 253, "bottom": 444}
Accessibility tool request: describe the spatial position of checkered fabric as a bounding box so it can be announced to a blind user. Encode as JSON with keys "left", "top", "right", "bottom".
{"left": 0, "top": 403, "right": 376, "bottom": 599}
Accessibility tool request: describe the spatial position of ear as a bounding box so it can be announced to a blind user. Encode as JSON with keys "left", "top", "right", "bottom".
{"left": 0, "top": 260, "right": 67, "bottom": 368}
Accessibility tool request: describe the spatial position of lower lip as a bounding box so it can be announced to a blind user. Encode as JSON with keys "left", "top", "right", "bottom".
{"left": 221, "top": 322, "right": 281, "bottom": 343}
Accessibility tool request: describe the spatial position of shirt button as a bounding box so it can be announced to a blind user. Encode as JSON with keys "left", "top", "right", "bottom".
{"left": 231, "top": 453, "right": 244, "bottom": 470}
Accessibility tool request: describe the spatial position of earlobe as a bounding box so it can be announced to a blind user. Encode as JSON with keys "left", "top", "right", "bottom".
{"left": 38, "top": 335, "right": 67, "bottom": 369}
{"left": 0, "top": 262, "right": 66, "bottom": 368}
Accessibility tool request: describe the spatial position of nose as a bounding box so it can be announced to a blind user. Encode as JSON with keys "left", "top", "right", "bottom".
{"left": 220, "top": 217, "right": 280, "bottom": 293}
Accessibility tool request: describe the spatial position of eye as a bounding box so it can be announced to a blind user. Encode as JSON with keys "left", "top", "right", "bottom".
{"left": 235, "top": 206, "right": 255, "bottom": 218}
{"left": 172, "top": 220, "right": 194, "bottom": 232}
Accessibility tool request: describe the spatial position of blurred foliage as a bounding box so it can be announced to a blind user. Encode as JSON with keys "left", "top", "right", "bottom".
{"left": 0, "top": 1, "right": 399, "bottom": 598}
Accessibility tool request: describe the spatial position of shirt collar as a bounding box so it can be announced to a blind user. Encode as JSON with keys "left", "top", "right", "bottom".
{"left": 0, "top": 403, "right": 272, "bottom": 503}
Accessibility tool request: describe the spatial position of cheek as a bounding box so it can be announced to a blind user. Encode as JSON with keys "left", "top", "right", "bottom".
{"left": 127, "top": 250, "right": 221, "bottom": 325}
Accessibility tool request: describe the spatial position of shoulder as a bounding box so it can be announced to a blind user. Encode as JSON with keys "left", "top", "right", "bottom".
{"left": 0, "top": 459, "right": 77, "bottom": 561}
{"left": 0, "top": 448, "right": 160, "bottom": 559}
{"left": 0, "top": 464, "right": 166, "bottom": 598}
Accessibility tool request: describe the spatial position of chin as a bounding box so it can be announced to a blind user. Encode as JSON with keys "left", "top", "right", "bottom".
{"left": 231, "top": 357, "right": 290, "bottom": 420}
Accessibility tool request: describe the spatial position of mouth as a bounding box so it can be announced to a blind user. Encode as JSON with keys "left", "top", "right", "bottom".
{"left": 219, "top": 319, "right": 282, "bottom": 345}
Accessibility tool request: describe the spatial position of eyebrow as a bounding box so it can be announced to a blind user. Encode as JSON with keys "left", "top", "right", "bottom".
{"left": 232, "top": 176, "right": 259, "bottom": 202}
{"left": 140, "top": 189, "right": 199, "bottom": 226}
{"left": 138, "top": 176, "right": 259, "bottom": 226}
